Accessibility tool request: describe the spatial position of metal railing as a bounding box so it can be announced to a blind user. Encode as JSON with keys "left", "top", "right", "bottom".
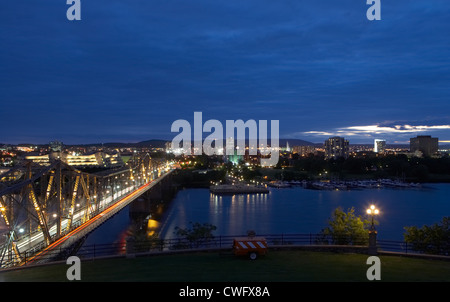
{"left": 2, "top": 233, "right": 448, "bottom": 269}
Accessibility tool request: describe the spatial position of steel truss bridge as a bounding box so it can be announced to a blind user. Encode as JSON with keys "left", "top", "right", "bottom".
{"left": 0, "top": 153, "right": 174, "bottom": 268}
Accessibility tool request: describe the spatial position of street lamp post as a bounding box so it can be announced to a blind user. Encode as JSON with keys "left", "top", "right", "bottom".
{"left": 366, "top": 205, "right": 379, "bottom": 255}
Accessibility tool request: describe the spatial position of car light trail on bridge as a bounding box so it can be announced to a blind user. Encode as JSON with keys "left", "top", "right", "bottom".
{"left": 0, "top": 153, "right": 176, "bottom": 268}
{"left": 23, "top": 180, "right": 157, "bottom": 266}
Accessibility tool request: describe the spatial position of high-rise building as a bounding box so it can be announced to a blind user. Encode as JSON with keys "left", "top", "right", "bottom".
{"left": 374, "top": 139, "right": 386, "bottom": 153}
{"left": 324, "top": 137, "right": 349, "bottom": 160}
{"left": 410, "top": 135, "right": 438, "bottom": 157}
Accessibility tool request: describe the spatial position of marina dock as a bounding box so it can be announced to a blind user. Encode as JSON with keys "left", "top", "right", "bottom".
{"left": 210, "top": 184, "right": 269, "bottom": 194}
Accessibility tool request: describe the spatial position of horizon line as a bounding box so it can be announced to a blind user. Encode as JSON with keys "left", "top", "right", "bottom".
{"left": 2, "top": 138, "right": 450, "bottom": 147}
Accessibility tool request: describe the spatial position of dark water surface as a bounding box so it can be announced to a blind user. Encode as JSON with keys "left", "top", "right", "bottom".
{"left": 158, "top": 184, "right": 450, "bottom": 241}
{"left": 84, "top": 183, "right": 450, "bottom": 244}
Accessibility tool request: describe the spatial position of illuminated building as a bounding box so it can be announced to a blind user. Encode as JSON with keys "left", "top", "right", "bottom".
{"left": 26, "top": 151, "right": 124, "bottom": 168}
{"left": 324, "top": 137, "right": 349, "bottom": 160}
{"left": 292, "top": 145, "right": 316, "bottom": 157}
{"left": 374, "top": 139, "right": 386, "bottom": 153}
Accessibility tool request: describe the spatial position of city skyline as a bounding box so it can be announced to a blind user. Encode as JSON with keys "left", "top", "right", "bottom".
{"left": 1, "top": 1, "right": 450, "bottom": 145}
{"left": 3, "top": 135, "right": 448, "bottom": 149}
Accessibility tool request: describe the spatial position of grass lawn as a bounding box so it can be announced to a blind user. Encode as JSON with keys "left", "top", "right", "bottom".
{"left": 1, "top": 250, "right": 450, "bottom": 282}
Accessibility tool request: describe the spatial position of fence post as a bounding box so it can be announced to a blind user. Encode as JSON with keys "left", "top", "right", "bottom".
{"left": 126, "top": 237, "right": 135, "bottom": 258}
{"left": 368, "top": 230, "right": 378, "bottom": 256}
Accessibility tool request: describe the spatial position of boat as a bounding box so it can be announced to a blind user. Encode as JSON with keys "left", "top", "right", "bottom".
{"left": 267, "top": 181, "right": 291, "bottom": 188}
{"left": 310, "top": 181, "right": 334, "bottom": 190}
{"left": 334, "top": 184, "right": 348, "bottom": 190}
{"left": 409, "top": 183, "right": 422, "bottom": 188}
{"left": 288, "top": 180, "right": 303, "bottom": 186}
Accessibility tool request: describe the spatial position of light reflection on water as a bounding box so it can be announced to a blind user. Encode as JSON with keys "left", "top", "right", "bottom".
{"left": 83, "top": 183, "right": 450, "bottom": 245}
{"left": 158, "top": 184, "right": 450, "bottom": 241}
{"left": 208, "top": 192, "right": 271, "bottom": 236}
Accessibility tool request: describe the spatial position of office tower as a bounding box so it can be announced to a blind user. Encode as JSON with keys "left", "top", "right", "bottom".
{"left": 374, "top": 139, "right": 386, "bottom": 153}
{"left": 410, "top": 135, "right": 438, "bottom": 157}
{"left": 324, "top": 137, "right": 349, "bottom": 159}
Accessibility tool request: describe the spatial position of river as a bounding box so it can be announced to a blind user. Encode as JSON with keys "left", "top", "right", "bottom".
{"left": 83, "top": 183, "right": 450, "bottom": 245}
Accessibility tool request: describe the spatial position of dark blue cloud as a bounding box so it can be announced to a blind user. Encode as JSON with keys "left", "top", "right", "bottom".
{"left": 1, "top": 0, "right": 450, "bottom": 144}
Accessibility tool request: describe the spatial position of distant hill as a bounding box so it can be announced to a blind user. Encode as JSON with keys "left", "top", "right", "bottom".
{"left": 77, "top": 138, "right": 316, "bottom": 148}
{"left": 279, "top": 139, "right": 317, "bottom": 147}
{"left": 86, "top": 138, "right": 318, "bottom": 148}
{"left": 135, "top": 139, "right": 169, "bottom": 148}
{"left": 99, "top": 139, "right": 168, "bottom": 148}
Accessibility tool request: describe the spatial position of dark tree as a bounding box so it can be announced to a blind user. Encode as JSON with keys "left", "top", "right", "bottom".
{"left": 404, "top": 217, "right": 450, "bottom": 255}
{"left": 319, "top": 207, "right": 372, "bottom": 245}
{"left": 174, "top": 222, "right": 217, "bottom": 249}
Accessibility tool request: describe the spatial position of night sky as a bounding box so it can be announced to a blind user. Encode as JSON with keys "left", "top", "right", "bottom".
{"left": 1, "top": 1, "right": 450, "bottom": 145}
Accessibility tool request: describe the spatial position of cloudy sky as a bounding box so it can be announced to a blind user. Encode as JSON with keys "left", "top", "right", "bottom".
{"left": 1, "top": 0, "right": 450, "bottom": 145}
